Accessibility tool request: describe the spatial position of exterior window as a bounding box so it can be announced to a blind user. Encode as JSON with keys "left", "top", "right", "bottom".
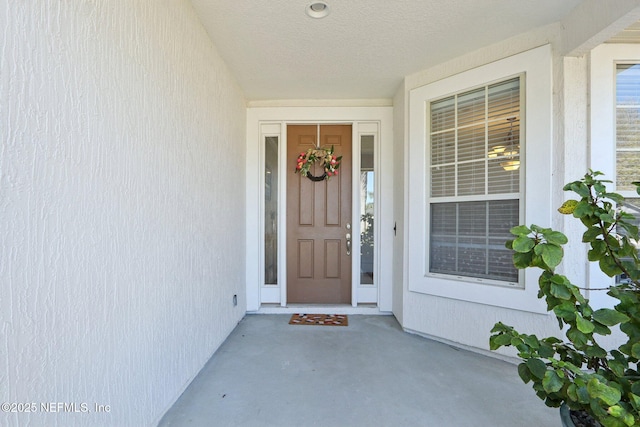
{"left": 264, "top": 136, "right": 278, "bottom": 285}
{"left": 615, "top": 64, "right": 640, "bottom": 285}
{"left": 428, "top": 77, "right": 521, "bottom": 283}
{"left": 360, "top": 135, "right": 375, "bottom": 285}
{"left": 616, "top": 64, "right": 640, "bottom": 192}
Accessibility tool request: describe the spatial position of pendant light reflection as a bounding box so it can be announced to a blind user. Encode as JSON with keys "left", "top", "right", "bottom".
{"left": 488, "top": 117, "right": 520, "bottom": 171}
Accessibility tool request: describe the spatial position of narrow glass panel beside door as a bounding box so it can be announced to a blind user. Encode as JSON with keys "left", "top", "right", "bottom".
{"left": 360, "top": 135, "right": 375, "bottom": 285}
{"left": 264, "top": 136, "right": 278, "bottom": 285}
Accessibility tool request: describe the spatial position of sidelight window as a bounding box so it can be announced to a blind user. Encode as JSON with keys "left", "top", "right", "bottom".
{"left": 360, "top": 135, "right": 375, "bottom": 285}
{"left": 264, "top": 136, "right": 278, "bottom": 285}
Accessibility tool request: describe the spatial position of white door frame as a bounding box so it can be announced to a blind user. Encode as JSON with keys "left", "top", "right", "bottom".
{"left": 245, "top": 105, "right": 393, "bottom": 312}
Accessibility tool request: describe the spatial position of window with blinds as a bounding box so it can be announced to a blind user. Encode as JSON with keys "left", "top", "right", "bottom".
{"left": 428, "top": 77, "right": 522, "bottom": 284}
{"left": 616, "top": 64, "right": 640, "bottom": 192}
{"left": 616, "top": 64, "right": 640, "bottom": 285}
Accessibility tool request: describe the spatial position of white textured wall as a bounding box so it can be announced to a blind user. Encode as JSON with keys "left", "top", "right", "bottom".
{"left": 392, "top": 87, "right": 405, "bottom": 324}
{"left": 1, "top": 2, "right": 246, "bottom": 426}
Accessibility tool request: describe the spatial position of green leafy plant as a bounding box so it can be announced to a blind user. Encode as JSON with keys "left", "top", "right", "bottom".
{"left": 490, "top": 171, "right": 640, "bottom": 427}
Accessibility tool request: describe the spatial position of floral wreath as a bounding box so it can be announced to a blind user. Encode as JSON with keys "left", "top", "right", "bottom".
{"left": 294, "top": 146, "right": 342, "bottom": 181}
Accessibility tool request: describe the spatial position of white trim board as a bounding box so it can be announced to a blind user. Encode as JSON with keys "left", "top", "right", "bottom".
{"left": 246, "top": 106, "right": 394, "bottom": 312}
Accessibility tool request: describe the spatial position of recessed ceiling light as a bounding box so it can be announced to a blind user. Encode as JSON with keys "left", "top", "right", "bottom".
{"left": 306, "top": 2, "right": 330, "bottom": 19}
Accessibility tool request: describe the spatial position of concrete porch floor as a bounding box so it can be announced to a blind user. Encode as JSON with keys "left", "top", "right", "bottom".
{"left": 158, "top": 314, "right": 559, "bottom": 426}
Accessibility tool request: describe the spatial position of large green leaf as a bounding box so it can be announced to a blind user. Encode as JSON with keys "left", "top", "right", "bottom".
{"left": 489, "top": 333, "right": 512, "bottom": 350}
{"left": 587, "top": 378, "right": 621, "bottom": 406}
{"left": 513, "top": 236, "right": 535, "bottom": 253}
{"left": 523, "top": 335, "right": 540, "bottom": 349}
{"left": 543, "top": 370, "right": 564, "bottom": 393}
{"left": 574, "top": 200, "right": 594, "bottom": 217}
{"left": 599, "top": 257, "right": 622, "bottom": 277}
{"left": 585, "top": 345, "right": 607, "bottom": 358}
{"left": 518, "top": 363, "right": 532, "bottom": 383}
{"left": 545, "top": 231, "right": 568, "bottom": 245}
{"left": 582, "top": 226, "right": 603, "bottom": 242}
{"left": 588, "top": 240, "right": 607, "bottom": 261}
{"left": 568, "top": 182, "right": 591, "bottom": 198}
{"left": 632, "top": 343, "right": 640, "bottom": 359}
{"left": 608, "top": 359, "right": 626, "bottom": 378}
{"left": 541, "top": 244, "right": 563, "bottom": 269}
{"left": 597, "top": 212, "right": 615, "bottom": 224}
{"left": 603, "top": 192, "right": 624, "bottom": 203}
{"left": 526, "top": 358, "right": 548, "bottom": 379}
{"left": 576, "top": 314, "right": 596, "bottom": 334}
{"left": 550, "top": 282, "right": 573, "bottom": 300}
{"left": 513, "top": 251, "right": 533, "bottom": 269}
{"left": 510, "top": 225, "right": 531, "bottom": 236}
{"left": 553, "top": 302, "right": 577, "bottom": 321}
{"left": 592, "top": 309, "right": 629, "bottom": 326}
{"left": 567, "top": 328, "right": 589, "bottom": 349}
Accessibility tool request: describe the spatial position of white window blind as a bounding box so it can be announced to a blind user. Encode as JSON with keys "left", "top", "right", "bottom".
{"left": 429, "top": 77, "right": 521, "bottom": 283}
{"left": 616, "top": 63, "right": 640, "bottom": 285}
{"left": 616, "top": 64, "right": 640, "bottom": 192}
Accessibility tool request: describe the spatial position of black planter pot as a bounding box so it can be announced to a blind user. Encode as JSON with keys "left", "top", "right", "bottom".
{"left": 560, "top": 404, "right": 574, "bottom": 427}
{"left": 560, "top": 404, "right": 602, "bottom": 427}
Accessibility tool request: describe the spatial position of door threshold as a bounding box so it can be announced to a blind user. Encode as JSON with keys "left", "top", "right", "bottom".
{"left": 251, "top": 304, "right": 389, "bottom": 315}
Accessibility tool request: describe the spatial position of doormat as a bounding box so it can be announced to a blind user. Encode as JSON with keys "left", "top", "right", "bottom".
{"left": 288, "top": 314, "right": 348, "bottom": 326}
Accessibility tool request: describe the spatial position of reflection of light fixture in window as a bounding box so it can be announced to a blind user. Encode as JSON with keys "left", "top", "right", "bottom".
{"left": 488, "top": 117, "right": 519, "bottom": 171}
{"left": 500, "top": 160, "right": 520, "bottom": 171}
{"left": 487, "top": 145, "right": 506, "bottom": 158}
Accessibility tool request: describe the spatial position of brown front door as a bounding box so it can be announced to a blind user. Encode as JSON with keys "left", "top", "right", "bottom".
{"left": 286, "top": 124, "right": 352, "bottom": 304}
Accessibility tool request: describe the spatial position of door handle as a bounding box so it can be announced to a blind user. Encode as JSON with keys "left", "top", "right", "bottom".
{"left": 346, "top": 233, "right": 351, "bottom": 256}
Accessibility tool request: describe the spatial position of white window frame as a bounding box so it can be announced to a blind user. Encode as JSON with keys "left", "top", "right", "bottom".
{"left": 407, "top": 45, "right": 552, "bottom": 313}
{"left": 590, "top": 44, "right": 640, "bottom": 309}
{"left": 426, "top": 76, "right": 523, "bottom": 287}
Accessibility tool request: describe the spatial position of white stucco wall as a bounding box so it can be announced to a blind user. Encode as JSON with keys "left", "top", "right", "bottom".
{"left": 1, "top": 2, "right": 246, "bottom": 426}
{"left": 392, "top": 88, "right": 405, "bottom": 324}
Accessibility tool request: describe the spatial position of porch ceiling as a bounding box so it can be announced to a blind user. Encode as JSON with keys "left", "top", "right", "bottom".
{"left": 190, "top": 0, "right": 582, "bottom": 101}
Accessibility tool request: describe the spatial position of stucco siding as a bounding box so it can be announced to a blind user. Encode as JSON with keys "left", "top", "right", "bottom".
{"left": 0, "top": 1, "right": 246, "bottom": 426}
